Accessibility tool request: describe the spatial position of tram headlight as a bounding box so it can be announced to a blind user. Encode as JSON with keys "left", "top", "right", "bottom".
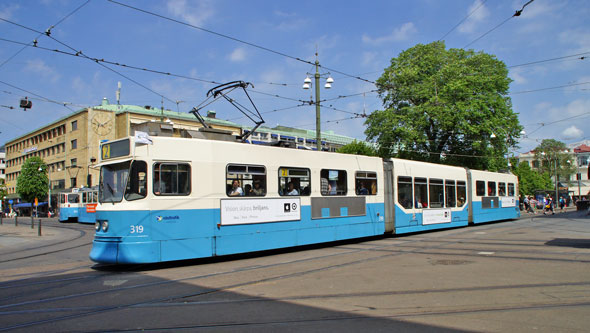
{"left": 95, "top": 221, "right": 100, "bottom": 231}
{"left": 102, "top": 221, "right": 109, "bottom": 232}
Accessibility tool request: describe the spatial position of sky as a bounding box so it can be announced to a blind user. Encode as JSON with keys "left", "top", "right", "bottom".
{"left": 1, "top": 0, "right": 589, "bottom": 155}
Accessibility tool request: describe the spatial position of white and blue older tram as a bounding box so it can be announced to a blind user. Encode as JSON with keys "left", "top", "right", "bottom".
{"left": 90, "top": 136, "right": 519, "bottom": 264}
{"left": 58, "top": 190, "right": 82, "bottom": 222}
{"left": 78, "top": 187, "right": 99, "bottom": 224}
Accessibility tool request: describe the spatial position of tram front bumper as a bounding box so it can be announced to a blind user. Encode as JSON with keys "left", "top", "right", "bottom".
{"left": 89, "top": 238, "right": 160, "bottom": 264}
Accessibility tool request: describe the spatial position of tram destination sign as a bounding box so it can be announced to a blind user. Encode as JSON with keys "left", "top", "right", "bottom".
{"left": 221, "top": 198, "right": 301, "bottom": 225}
{"left": 101, "top": 139, "right": 130, "bottom": 160}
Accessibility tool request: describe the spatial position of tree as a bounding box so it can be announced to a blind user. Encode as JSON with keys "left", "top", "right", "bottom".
{"left": 337, "top": 140, "right": 378, "bottom": 156}
{"left": 511, "top": 159, "right": 552, "bottom": 196}
{"left": 16, "top": 156, "right": 48, "bottom": 204}
{"left": 532, "top": 139, "right": 576, "bottom": 186}
{"left": 366, "top": 41, "right": 523, "bottom": 171}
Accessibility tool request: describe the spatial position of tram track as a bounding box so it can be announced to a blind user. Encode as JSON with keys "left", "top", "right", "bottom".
{"left": 1, "top": 217, "right": 588, "bottom": 331}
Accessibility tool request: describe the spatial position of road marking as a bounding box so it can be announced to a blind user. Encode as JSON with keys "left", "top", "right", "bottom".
{"left": 478, "top": 251, "right": 495, "bottom": 255}
{"left": 104, "top": 280, "right": 128, "bottom": 287}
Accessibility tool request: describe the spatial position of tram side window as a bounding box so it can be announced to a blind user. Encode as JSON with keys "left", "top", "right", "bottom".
{"left": 227, "top": 164, "right": 266, "bottom": 197}
{"left": 125, "top": 161, "right": 147, "bottom": 201}
{"left": 356, "top": 171, "right": 377, "bottom": 195}
{"left": 414, "top": 177, "right": 428, "bottom": 208}
{"left": 508, "top": 183, "right": 515, "bottom": 196}
{"left": 457, "top": 181, "right": 466, "bottom": 206}
{"left": 279, "top": 167, "right": 310, "bottom": 196}
{"left": 429, "top": 178, "right": 444, "bottom": 208}
{"left": 153, "top": 162, "right": 191, "bottom": 196}
{"left": 488, "top": 181, "right": 496, "bottom": 196}
{"left": 397, "top": 176, "right": 413, "bottom": 209}
{"left": 320, "top": 169, "right": 347, "bottom": 196}
{"left": 476, "top": 181, "right": 485, "bottom": 196}
{"left": 445, "top": 180, "right": 456, "bottom": 208}
{"left": 498, "top": 182, "right": 506, "bottom": 196}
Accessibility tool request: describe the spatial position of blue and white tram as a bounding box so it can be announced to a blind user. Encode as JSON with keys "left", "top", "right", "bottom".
{"left": 90, "top": 136, "right": 519, "bottom": 264}
{"left": 78, "top": 187, "right": 99, "bottom": 224}
{"left": 59, "top": 190, "right": 81, "bottom": 222}
{"left": 468, "top": 170, "right": 519, "bottom": 224}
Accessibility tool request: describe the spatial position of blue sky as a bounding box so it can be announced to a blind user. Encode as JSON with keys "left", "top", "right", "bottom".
{"left": 1, "top": 0, "right": 589, "bottom": 155}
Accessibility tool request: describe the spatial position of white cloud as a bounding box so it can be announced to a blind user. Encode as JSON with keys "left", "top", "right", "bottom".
{"left": 509, "top": 68, "right": 527, "bottom": 85}
{"left": 559, "top": 29, "right": 590, "bottom": 54}
{"left": 24, "top": 59, "right": 60, "bottom": 82}
{"left": 166, "top": 0, "right": 213, "bottom": 26}
{"left": 228, "top": 48, "right": 247, "bottom": 62}
{"left": 0, "top": 4, "right": 19, "bottom": 20}
{"left": 561, "top": 126, "right": 583, "bottom": 140}
{"left": 362, "top": 22, "right": 416, "bottom": 45}
{"left": 457, "top": 0, "right": 489, "bottom": 34}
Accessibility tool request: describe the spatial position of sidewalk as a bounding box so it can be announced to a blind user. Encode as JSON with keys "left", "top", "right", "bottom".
{"left": 0, "top": 219, "right": 66, "bottom": 250}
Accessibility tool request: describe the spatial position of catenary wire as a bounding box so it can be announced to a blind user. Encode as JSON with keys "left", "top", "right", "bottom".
{"left": 439, "top": 0, "right": 488, "bottom": 41}
{"left": 0, "top": 0, "right": 91, "bottom": 69}
{"left": 464, "top": 0, "right": 535, "bottom": 49}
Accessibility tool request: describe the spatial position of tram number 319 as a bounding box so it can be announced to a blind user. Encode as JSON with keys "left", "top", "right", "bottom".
{"left": 130, "top": 225, "right": 144, "bottom": 234}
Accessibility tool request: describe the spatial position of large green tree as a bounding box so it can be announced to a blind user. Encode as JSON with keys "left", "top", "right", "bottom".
{"left": 532, "top": 139, "right": 576, "bottom": 187}
{"left": 366, "top": 41, "right": 523, "bottom": 171}
{"left": 16, "top": 156, "right": 48, "bottom": 204}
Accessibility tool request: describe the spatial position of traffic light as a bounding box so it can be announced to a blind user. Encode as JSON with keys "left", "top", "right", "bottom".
{"left": 20, "top": 97, "right": 32, "bottom": 110}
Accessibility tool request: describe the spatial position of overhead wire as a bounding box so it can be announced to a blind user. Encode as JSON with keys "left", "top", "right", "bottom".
{"left": 0, "top": 0, "right": 91, "bottom": 69}
{"left": 439, "top": 0, "right": 488, "bottom": 41}
{"left": 464, "top": 0, "right": 535, "bottom": 49}
{"left": 106, "top": 0, "right": 377, "bottom": 85}
{"left": 0, "top": 79, "right": 76, "bottom": 111}
{"left": 0, "top": 17, "right": 178, "bottom": 105}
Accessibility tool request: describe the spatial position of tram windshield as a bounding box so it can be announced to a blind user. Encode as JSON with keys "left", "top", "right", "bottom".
{"left": 99, "top": 161, "right": 130, "bottom": 203}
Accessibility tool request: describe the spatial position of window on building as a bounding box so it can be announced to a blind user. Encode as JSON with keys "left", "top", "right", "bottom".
{"left": 414, "top": 177, "right": 428, "bottom": 208}
{"left": 71, "top": 158, "right": 77, "bottom": 167}
{"left": 226, "top": 164, "right": 266, "bottom": 197}
{"left": 355, "top": 171, "right": 377, "bottom": 195}
{"left": 476, "top": 180, "right": 485, "bottom": 196}
{"left": 71, "top": 120, "right": 77, "bottom": 131}
{"left": 71, "top": 177, "right": 77, "bottom": 188}
{"left": 320, "top": 169, "right": 347, "bottom": 196}
{"left": 153, "top": 162, "right": 191, "bottom": 196}
{"left": 279, "top": 167, "right": 310, "bottom": 196}
{"left": 397, "top": 176, "right": 413, "bottom": 209}
{"left": 429, "top": 178, "right": 444, "bottom": 208}
{"left": 71, "top": 139, "right": 77, "bottom": 150}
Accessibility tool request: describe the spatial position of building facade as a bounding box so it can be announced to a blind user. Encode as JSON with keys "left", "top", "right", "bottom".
{"left": 517, "top": 141, "right": 590, "bottom": 199}
{"left": 3, "top": 98, "right": 243, "bottom": 204}
{"left": 4, "top": 98, "right": 362, "bottom": 206}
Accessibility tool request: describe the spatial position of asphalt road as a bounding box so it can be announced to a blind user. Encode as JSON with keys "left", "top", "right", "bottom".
{"left": 0, "top": 211, "right": 589, "bottom": 332}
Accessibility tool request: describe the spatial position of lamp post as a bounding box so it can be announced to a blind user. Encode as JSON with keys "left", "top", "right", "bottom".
{"left": 303, "top": 52, "right": 334, "bottom": 151}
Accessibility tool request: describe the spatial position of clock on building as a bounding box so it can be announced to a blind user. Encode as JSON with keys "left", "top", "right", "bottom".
{"left": 91, "top": 113, "right": 113, "bottom": 136}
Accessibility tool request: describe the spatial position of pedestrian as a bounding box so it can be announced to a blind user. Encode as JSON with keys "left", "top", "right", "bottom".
{"left": 544, "top": 196, "right": 555, "bottom": 215}
{"left": 523, "top": 196, "right": 530, "bottom": 213}
{"left": 527, "top": 196, "right": 536, "bottom": 214}
{"left": 559, "top": 196, "right": 566, "bottom": 212}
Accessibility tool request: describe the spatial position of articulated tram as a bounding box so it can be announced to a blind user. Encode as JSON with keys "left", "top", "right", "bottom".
{"left": 90, "top": 136, "right": 519, "bottom": 264}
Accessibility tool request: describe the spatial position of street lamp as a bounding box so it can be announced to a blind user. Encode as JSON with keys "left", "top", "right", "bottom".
{"left": 303, "top": 52, "right": 334, "bottom": 151}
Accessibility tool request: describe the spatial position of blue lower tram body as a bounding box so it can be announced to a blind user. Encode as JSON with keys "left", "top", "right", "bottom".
{"left": 78, "top": 207, "right": 96, "bottom": 224}
{"left": 90, "top": 204, "right": 385, "bottom": 264}
{"left": 59, "top": 207, "right": 79, "bottom": 222}
{"left": 90, "top": 201, "right": 520, "bottom": 264}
